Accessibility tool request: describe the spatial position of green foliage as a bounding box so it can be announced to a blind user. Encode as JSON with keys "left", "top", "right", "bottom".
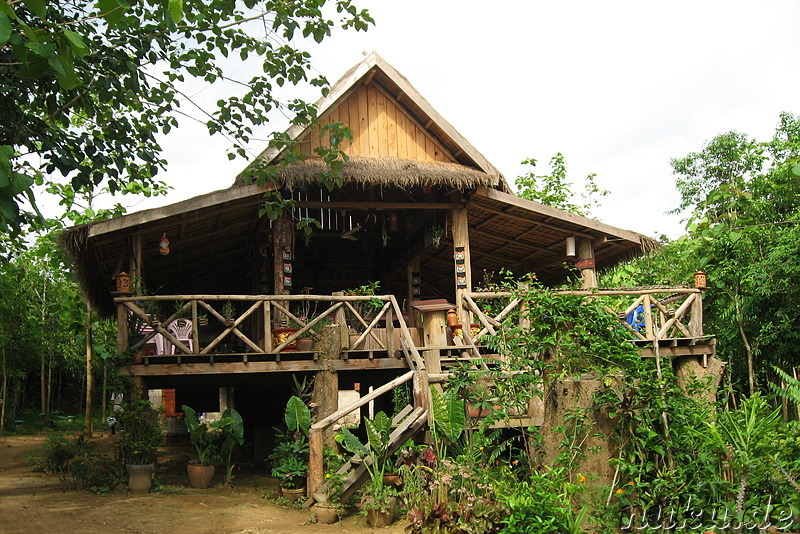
{"left": 30, "top": 432, "right": 123, "bottom": 493}
{"left": 340, "top": 411, "right": 398, "bottom": 510}
{"left": 59, "top": 451, "right": 125, "bottom": 494}
{"left": 0, "top": 0, "right": 373, "bottom": 238}
{"left": 30, "top": 431, "right": 89, "bottom": 473}
{"left": 116, "top": 399, "right": 164, "bottom": 465}
{"left": 182, "top": 404, "right": 220, "bottom": 465}
{"left": 268, "top": 395, "right": 310, "bottom": 488}
{"left": 515, "top": 154, "right": 608, "bottom": 217}
{"left": 500, "top": 478, "right": 583, "bottom": 534}
{"left": 218, "top": 407, "right": 245, "bottom": 485}
{"left": 284, "top": 395, "right": 311, "bottom": 436}
{"left": 430, "top": 387, "right": 466, "bottom": 444}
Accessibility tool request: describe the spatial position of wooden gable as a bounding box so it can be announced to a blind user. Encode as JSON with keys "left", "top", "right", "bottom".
{"left": 299, "top": 82, "right": 455, "bottom": 163}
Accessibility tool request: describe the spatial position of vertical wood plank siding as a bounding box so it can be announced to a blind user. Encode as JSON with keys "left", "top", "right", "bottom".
{"left": 298, "top": 83, "right": 457, "bottom": 163}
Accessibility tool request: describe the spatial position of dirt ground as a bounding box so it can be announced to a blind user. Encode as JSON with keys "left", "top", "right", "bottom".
{"left": 0, "top": 431, "right": 407, "bottom": 534}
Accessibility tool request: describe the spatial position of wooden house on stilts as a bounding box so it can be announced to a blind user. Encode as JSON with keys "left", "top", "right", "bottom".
{"left": 60, "top": 53, "right": 716, "bottom": 500}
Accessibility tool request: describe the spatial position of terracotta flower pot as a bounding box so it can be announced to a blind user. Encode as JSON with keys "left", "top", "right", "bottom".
{"left": 313, "top": 503, "right": 339, "bottom": 524}
{"left": 365, "top": 496, "right": 397, "bottom": 527}
{"left": 382, "top": 473, "right": 403, "bottom": 487}
{"left": 467, "top": 404, "right": 491, "bottom": 418}
{"left": 187, "top": 463, "right": 215, "bottom": 489}
{"left": 126, "top": 463, "right": 154, "bottom": 494}
{"left": 281, "top": 487, "right": 305, "bottom": 501}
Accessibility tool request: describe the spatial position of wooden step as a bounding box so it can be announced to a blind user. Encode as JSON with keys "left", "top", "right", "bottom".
{"left": 338, "top": 406, "right": 428, "bottom": 503}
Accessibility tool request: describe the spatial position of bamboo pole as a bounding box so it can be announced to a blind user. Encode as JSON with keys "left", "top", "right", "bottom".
{"left": 84, "top": 303, "right": 94, "bottom": 437}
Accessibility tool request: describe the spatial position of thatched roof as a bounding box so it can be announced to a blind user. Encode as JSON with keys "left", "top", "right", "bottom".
{"left": 58, "top": 225, "right": 111, "bottom": 315}
{"left": 237, "top": 156, "right": 501, "bottom": 190}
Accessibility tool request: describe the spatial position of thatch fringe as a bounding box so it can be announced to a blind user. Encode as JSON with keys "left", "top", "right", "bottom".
{"left": 237, "top": 156, "right": 499, "bottom": 190}
{"left": 58, "top": 226, "right": 116, "bottom": 318}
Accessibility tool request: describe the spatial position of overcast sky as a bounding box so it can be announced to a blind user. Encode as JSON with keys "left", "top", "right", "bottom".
{"left": 120, "top": 0, "right": 800, "bottom": 240}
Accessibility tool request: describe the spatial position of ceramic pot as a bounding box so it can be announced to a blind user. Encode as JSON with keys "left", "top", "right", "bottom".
{"left": 187, "top": 463, "right": 215, "bottom": 489}
{"left": 126, "top": 463, "right": 154, "bottom": 493}
{"left": 313, "top": 503, "right": 339, "bottom": 524}
{"left": 281, "top": 487, "right": 305, "bottom": 501}
{"left": 382, "top": 473, "right": 403, "bottom": 487}
{"left": 272, "top": 328, "right": 300, "bottom": 351}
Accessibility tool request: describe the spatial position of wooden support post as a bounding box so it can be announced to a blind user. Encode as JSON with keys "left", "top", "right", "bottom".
{"left": 424, "top": 350, "right": 443, "bottom": 393}
{"left": 452, "top": 208, "right": 472, "bottom": 326}
{"left": 422, "top": 310, "right": 448, "bottom": 347}
{"left": 85, "top": 304, "right": 94, "bottom": 437}
{"left": 412, "top": 371, "right": 427, "bottom": 412}
{"left": 577, "top": 238, "right": 597, "bottom": 289}
{"left": 385, "top": 306, "right": 395, "bottom": 357}
{"left": 131, "top": 233, "right": 143, "bottom": 292}
{"left": 308, "top": 428, "right": 324, "bottom": 498}
{"left": 407, "top": 257, "right": 421, "bottom": 327}
{"left": 312, "top": 325, "right": 341, "bottom": 447}
{"left": 272, "top": 213, "right": 293, "bottom": 326}
{"left": 116, "top": 301, "right": 129, "bottom": 358}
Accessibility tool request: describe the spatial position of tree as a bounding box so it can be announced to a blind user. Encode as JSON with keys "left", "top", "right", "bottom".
{"left": 0, "top": 0, "right": 373, "bottom": 238}
{"left": 515, "top": 153, "right": 607, "bottom": 217}
{"left": 607, "top": 113, "right": 800, "bottom": 394}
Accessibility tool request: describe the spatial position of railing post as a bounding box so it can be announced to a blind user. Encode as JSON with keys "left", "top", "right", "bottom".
{"left": 116, "top": 300, "right": 129, "bottom": 359}
{"left": 333, "top": 292, "right": 350, "bottom": 349}
{"left": 643, "top": 294, "right": 655, "bottom": 340}
{"left": 191, "top": 299, "right": 199, "bottom": 355}
{"left": 689, "top": 291, "right": 704, "bottom": 338}
{"left": 308, "top": 428, "right": 324, "bottom": 498}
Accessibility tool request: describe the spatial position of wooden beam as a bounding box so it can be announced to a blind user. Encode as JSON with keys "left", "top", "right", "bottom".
{"left": 293, "top": 201, "right": 459, "bottom": 210}
{"left": 87, "top": 183, "right": 276, "bottom": 236}
{"left": 120, "top": 357, "right": 409, "bottom": 376}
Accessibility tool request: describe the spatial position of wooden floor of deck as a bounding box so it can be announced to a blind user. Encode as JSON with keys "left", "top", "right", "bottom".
{"left": 122, "top": 337, "right": 716, "bottom": 378}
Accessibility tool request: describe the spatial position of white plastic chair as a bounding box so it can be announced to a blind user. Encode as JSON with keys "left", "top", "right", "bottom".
{"left": 167, "top": 319, "right": 194, "bottom": 354}
{"left": 139, "top": 324, "right": 166, "bottom": 355}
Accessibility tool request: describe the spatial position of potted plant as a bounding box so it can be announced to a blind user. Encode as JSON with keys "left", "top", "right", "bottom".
{"left": 115, "top": 398, "right": 164, "bottom": 493}
{"left": 272, "top": 316, "right": 300, "bottom": 351}
{"left": 313, "top": 450, "right": 346, "bottom": 524}
{"left": 340, "top": 411, "right": 399, "bottom": 527}
{"left": 268, "top": 395, "right": 311, "bottom": 500}
{"left": 182, "top": 405, "right": 223, "bottom": 489}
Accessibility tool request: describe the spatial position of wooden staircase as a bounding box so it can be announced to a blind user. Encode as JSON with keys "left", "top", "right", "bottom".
{"left": 334, "top": 405, "right": 428, "bottom": 503}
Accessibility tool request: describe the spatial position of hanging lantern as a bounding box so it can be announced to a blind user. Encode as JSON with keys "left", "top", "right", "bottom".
{"left": 694, "top": 270, "right": 707, "bottom": 289}
{"left": 565, "top": 236, "right": 577, "bottom": 257}
{"left": 115, "top": 272, "right": 131, "bottom": 293}
{"left": 159, "top": 233, "right": 170, "bottom": 255}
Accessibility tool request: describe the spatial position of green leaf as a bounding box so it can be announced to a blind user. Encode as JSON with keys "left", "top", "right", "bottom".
{"left": 0, "top": 196, "right": 18, "bottom": 223}
{"left": 339, "top": 427, "right": 368, "bottom": 457}
{"left": 168, "top": 0, "right": 183, "bottom": 23}
{"left": 792, "top": 163, "right": 800, "bottom": 177}
{"left": 0, "top": 13, "right": 10, "bottom": 44}
{"left": 23, "top": 0, "right": 47, "bottom": 18}
{"left": 63, "top": 30, "right": 88, "bottom": 57}
{"left": 284, "top": 395, "right": 311, "bottom": 435}
{"left": 96, "top": 0, "right": 127, "bottom": 26}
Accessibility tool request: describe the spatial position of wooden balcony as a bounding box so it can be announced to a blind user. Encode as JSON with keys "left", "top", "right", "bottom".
{"left": 115, "top": 286, "right": 714, "bottom": 379}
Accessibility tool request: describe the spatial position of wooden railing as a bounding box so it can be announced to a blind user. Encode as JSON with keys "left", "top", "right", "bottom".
{"left": 460, "top": 286, "right": 704, "bottom": 344}
{"left": 114, "top": 293, "right": 425, "bottom": 368}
